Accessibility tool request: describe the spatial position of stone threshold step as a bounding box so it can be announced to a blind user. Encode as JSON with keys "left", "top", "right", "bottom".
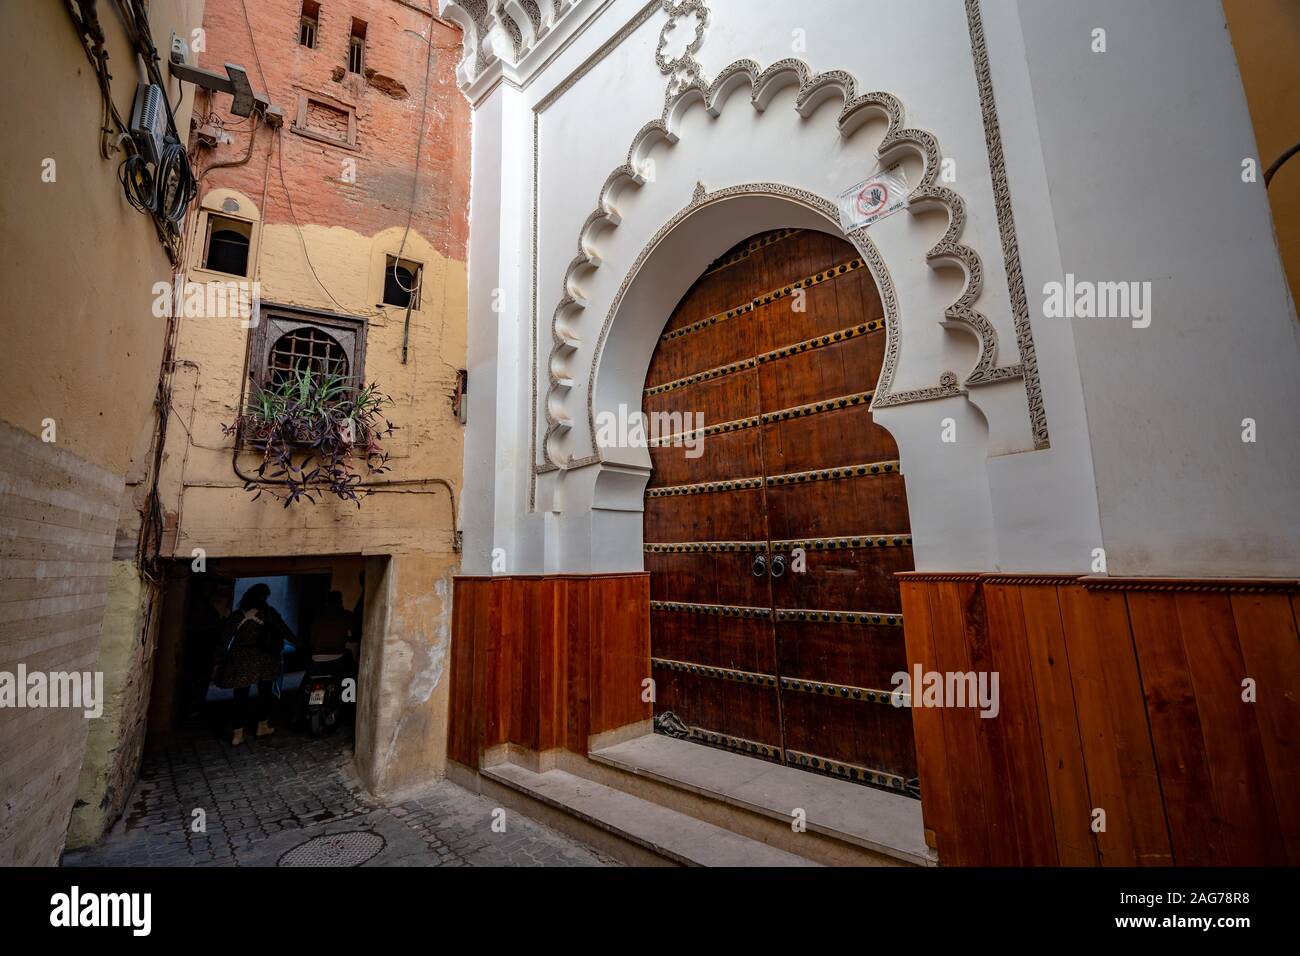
{"left": 590, "top": 733, "right": 934, "bottom": 866}
{"left": 481, "top": 762, "right": 819, "bottom": 867}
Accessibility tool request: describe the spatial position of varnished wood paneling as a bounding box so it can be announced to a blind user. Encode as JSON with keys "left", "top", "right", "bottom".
{"left": 981, "top": 583, "right": 1059, "bottom": 866}
{"left": 898, "top": 580, "right": 953, "bottom": 858}
{"left": 927, "top": 579, "right": 995, "bottom": 863}
{"left": 901, "top": 573, "right": 1298, "bottom": 867}
{"left": 1174, "top": 592, "right": 1284, "bottom": 865}
{"left": 1230, "top": 592, "right": 1300, "bottom": 863}
{"left": 1056, "top": 585, "right": 1171, "bottom": 865}
{"left": 1018, "top": 583, "right": 1098, "bottom": 866}
{"left": 448, "top": 574, "right": 651, "bottom": 768}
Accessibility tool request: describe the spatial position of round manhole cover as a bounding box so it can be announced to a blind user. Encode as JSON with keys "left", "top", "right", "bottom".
{"left": 278, "top": 830, "right": 386, "bottom": 867}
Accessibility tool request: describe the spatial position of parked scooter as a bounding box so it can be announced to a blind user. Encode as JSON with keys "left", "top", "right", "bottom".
{"left": 297, "top": 658, "right": 347, "bottom": 736}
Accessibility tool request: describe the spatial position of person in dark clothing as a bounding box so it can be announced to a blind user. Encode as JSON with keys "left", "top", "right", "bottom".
{"left": 351, "top": 571, "right": 365, "bottom": 658}
{"left": 308, "top": 590, "right": 352, "bottom": 677}
{"left": 214, "top": 583, "right": 294, "bottom": 745}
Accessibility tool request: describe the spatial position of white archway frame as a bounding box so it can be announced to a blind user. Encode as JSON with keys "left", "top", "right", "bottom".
{"left": 543, "top": 56, "right": 1046, "bottom": 472}
{"left": 550, "top": 186, "right": 1000, "bottom": 575}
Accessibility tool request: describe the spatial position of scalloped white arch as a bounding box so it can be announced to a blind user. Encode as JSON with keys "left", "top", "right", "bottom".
{"left": 542, "top": 57, "right": 1032, "bottom": 469}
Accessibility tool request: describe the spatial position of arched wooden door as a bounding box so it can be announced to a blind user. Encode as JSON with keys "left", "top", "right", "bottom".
{"left": 643, "top": 228, "right": 918, "bottom": 796}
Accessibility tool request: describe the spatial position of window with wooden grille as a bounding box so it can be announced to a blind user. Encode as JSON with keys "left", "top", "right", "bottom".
{"left": 348, "top": 19, "right": 366, "bottom": 74}
{"left": 299, "top": 2, "right": 320, "bottom": 48}
{"left": 269, "top": 326, "right": 349, "bottom": 385}
{"left": 249, "top": 307, "right": 366, "bottom": 390}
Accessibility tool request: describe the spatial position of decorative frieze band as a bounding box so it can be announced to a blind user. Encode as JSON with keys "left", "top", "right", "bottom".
{"left": 702, "top": 227, "right": 801, "bottom": 277}
{"left": 661, "top": 256, "right": 867, "bottom": 343}
{"left": 651, "top": 657, "right": 777, "bottom": 687}
{"left": 645, "top": 318, "right": 886, "bottom": 397}
{"left": 649, "top": 599, "right": 771, "bottom": 618}
{"left": 964, "top": 0, "right": 1049, "bottom": 449}
{"left": 774, "top": 608, "right": 903, "bottom": 627}
{"left": 644, "top": 540, "right": 765, "bottom": 553}
{"left": 770, "top": 534, "right": 913, "bottom": 551}
{"left": 785, "top": 748, "right": 918, "bottom": 796}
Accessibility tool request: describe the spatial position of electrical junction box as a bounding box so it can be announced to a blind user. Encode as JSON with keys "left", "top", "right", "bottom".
{"left": 170, "top": 32, "right": 189, "bottom": 66}
{"left": 130, "top": 82, "right": 168, "bottom": 165}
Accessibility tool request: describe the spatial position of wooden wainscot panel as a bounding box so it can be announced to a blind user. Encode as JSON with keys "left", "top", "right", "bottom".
{"left": 1015, "top": 581, "right": 1098, "bottom": 866}
{"left": 902, "top": 572, "right": 1297, "bottom": 867}
{"left": 898, "top": 577, "right": 955, "bottom": 860}
{"left": 1095, "top": 577, "right": 1298, "bottom": 866}
{"left": 1056, "top": 583, "right": 1172, "bottom": 865}
{"left": 448, "top": 577, "right": 490, "bottom": 767}
{"left": 899, "top": 574, "right": 993, "bottom": 866}
{"left": 1229, "top": 590, "right": 1300, "bottom": 864}
{"left": 448, "top": 574, "right": 652, "bottom": 771}
{"left": 588, "top": 573, "right": 653, "bottom": 739}
{"left": 980, "top": 578, "right": 1064, "bottom": 866}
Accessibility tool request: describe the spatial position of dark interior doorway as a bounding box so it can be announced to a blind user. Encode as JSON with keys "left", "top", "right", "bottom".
{"left": 150, "top": 561, "right": 367, "bottom": 747}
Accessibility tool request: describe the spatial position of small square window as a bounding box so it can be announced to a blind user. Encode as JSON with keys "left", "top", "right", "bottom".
{"left": 202, "top": 215, "right": 252, "bottom": 276}
{"left": 383, "top": 256, "right": 421, "bottom": 309}
{"left": 348, "top": 19, "right": 367, "bottom": 74}
{"left": 299, "top": 2, "right": 319, "bottom": 48}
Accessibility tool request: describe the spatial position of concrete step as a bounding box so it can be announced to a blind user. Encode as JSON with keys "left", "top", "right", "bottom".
{"left": 581, "top": 734, "right": 936, "bottom": 867}
{"left": 480, "top": 761, "right": 819, "bottom": 867}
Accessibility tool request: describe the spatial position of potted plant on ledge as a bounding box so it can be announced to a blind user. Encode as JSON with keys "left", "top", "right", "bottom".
{"left": 224, "top": 367, "right": 397, "bottom": 507}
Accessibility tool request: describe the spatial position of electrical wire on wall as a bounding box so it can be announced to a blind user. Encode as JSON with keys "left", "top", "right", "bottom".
{"left": 205, "top": 0, "right": 464, "bottom": 550}
{"left": 389, "top": 5, "right": 440, "bottom": 298}
{"left": 63, "top": 0, "right": 198, "bottom": 264}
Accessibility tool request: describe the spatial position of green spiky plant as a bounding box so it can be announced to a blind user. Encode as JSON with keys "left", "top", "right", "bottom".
{"left": 224, "top": 367, "right": 397, "bottom": 507}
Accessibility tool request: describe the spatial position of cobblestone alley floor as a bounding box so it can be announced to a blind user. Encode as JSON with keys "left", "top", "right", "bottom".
{"left": 63, "top": 723, "right": 617, "bottom": 868}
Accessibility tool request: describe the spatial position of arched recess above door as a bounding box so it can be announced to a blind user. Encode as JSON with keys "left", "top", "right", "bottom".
{"left": 545, "top": 190, "right": 1001, "bottom": 576}
{"left": 542, "top": 57, "right": 1047, "bottom": 474}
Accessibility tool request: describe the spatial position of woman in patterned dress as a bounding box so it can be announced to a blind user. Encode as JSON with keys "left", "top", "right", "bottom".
{"left": 214, "top": 584, "right": 294, "bottom": 745}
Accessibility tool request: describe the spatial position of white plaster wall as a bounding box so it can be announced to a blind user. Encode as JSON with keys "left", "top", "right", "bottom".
{"left": 1017, "top": 0, "right": 1300, "bottom": 576}
{"left": 460, "top": 91, "right": 504, "bottom": 574}
{"left": 454, "top": 0, "right": 1300, "bottom": 579}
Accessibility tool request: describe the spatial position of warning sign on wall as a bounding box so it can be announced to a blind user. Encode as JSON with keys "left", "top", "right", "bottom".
{"left": 837, "top": 164, "right": 909, "bottom": 232}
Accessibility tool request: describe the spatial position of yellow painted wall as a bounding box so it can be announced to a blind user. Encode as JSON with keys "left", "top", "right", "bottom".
{"left": 159, "top": 217, "right": 467, "bottom": 559}
{"left": 0, "top": 0, "right": 203, "bottom": 476}
{"left": 0, "top": 0, "right": 205, "bottom": 865}
{"left": 1224, "top": 0, "right": 1300, "bottom": 311}
{"left": 67, "top": 561, "right": 159, "bottom": 849}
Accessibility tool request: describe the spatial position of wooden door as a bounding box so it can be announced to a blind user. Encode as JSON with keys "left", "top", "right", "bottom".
{"left": 643, "top": 228, "right": 918, "bottom": 796}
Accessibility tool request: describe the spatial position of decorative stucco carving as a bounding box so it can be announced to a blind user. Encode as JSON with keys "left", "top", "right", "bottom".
{"left": 440, "top": 0, "right": 580, "bottom": 84}
{"left": 964, "top": 0, "right": 1049, "bottom": 449}
{"left": 542, "top": 57, "right": 1025, "bottom": 468}
{"left": 655, "top": 0, "right": 709, "bottom": 93}
{"left": 439, "top": 0, "right": 1050, "bottom": 475}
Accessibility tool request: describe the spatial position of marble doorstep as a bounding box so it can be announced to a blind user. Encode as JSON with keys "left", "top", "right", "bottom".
{"left": 482, "top": 762, "right": 819, "bottom": 867}
{"left": 590, "top": 734, "right": 935, "bottom": 866}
